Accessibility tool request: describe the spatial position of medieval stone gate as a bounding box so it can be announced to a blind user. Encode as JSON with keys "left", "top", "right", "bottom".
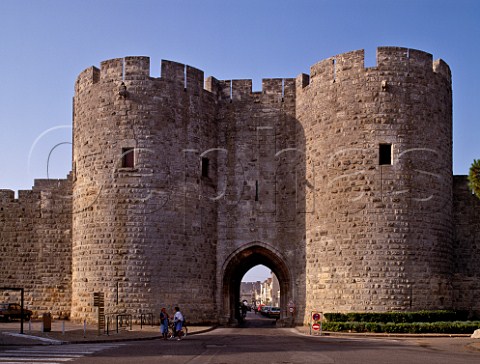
{"left": 2, "top": 47, "right": 480, "bottom": 325}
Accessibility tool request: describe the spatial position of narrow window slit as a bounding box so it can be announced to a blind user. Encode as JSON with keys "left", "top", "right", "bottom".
{"left": 201, "top": 157, "right": 209, "bottom": 178}
{"left": 379, "top": 144, "right": 392, "bottom": 165}
{"left": 333, "top": 59, "right": 337, "bottom": 82}
{"left": 122, "top": 147, "right": 135, "bottom": 168}
{"left": 184, "top": 65, "right": 187, "bottom": 89}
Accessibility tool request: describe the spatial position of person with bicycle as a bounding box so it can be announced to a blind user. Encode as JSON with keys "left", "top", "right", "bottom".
{"left": 173, "top": 306, "right": 184, "bottom": 340}
{"left": 160, "top": 307, "right": 169, "bottom": 340}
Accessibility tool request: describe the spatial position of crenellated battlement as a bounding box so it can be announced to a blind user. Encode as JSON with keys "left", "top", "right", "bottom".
{"left": 75, "top": 56, "right": 205, "bottom": 93}
{"left": 205, "top": 76, "right": 295, "bottom": 100}
{"left": 75, "top": 55, "right": 298, "bottom": 101}
{"left": 0, "top": 188, "right": 42, "bottom": 206}
{"left": 0, "top": 189, "right": 15, "bottom": 202}
{"left": 0, "top": 177, "right": 72, "bottom": 207}
{"left": 303, "top": 47, "right": 451, "bottom": 87}
{"left": 75, "top": 47, "right": 450, "bottom": 99}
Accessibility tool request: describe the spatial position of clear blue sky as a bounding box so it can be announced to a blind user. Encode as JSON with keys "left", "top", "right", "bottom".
{"left": 1, "top": 0, "right": 479, "bottom": 281}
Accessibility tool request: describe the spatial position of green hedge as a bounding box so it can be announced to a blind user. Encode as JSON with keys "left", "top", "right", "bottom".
{"left": 323, "top": 311, "right": 471, "bottom": 324}
{"left": 321, "top": 321, "right": 480, "bottom": 334}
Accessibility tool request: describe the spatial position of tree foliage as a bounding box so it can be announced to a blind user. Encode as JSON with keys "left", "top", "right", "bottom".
{"left": 468, "top": 159, "right": 480, "bottom": 199}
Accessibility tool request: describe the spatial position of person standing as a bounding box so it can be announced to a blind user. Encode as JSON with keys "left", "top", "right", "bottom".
{"left": 173, "top": 306, "right": 184, "bottom": 340}
{"left": 160, "top": 307, "right": 169, "bottom": 340}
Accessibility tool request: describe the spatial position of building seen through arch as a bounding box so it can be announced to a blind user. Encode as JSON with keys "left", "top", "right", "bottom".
{"left": 240, "top": 270, "right": 280, "bottom": 308}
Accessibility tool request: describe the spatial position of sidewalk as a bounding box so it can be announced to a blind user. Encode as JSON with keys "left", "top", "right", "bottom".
{"left": 294, "top": 326, "right": 480, "bottom": 352}
{"left": 0, "top": 319, "right": 215, "bottom": 346}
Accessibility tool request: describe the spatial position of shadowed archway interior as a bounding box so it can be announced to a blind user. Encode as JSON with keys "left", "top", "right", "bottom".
{"left": 222, "top": 244, "right": 292, "bottom": 325}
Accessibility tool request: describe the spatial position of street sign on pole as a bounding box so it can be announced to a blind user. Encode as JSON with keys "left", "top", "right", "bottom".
{"left": 310, "top": 311, "right": 323, "bottom": 336}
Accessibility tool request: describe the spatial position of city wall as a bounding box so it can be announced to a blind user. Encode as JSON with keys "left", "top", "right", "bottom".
{"left": 0, "top": 177, "right": 72, "bottom": 317}
{"left": 452, "top": 176, "right": 480, "bottom": 315}
{"left": 0, "top": 47, "right": 479, "bottom": 323}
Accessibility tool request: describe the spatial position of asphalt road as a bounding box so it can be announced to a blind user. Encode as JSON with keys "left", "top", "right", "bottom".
{"left": 77, "top": 333, "right": 478, "bottom": 364}
{"left": 1, "top": 314, "right": 479, "bottom": 364}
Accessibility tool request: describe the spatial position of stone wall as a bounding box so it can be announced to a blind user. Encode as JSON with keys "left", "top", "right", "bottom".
{"left": 0, "top": 177, "right": 72, "bottom": 317}
{"left": 452, "top": 176, "right": 480, "bottom": 316}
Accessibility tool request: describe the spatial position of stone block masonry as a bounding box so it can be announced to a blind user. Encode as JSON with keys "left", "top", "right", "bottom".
{"left": 0, "top": 47, "right": 479, "bottom": 324}
{"left": 0, "top": 177, "right": 72, "bottom": 317}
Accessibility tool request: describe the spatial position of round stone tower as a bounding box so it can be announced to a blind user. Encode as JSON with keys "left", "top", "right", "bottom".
{"left": 71, "top": 57, "right": 219, "bottom": 322}
{"left": 297, "top": 47, "right": 453, "bottom": 320}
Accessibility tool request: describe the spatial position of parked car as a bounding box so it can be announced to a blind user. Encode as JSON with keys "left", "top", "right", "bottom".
{"left": 0, "top": 303, "right": 32, "bottom": 321}
{"left": 268, "top": 307, "right": 280, "bottom": 319}
{"left": 260, "top": 305, "right": 272, "bottom": 316}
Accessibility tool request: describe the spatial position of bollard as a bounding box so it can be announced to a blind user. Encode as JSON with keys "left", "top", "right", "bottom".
{"left": 42, "top": 312, "right": 51, "bottom": 332}
{"left": 62, "top": 320, "right": 65, "bottom": 335}
{"left": 83, "top": 319, "right": 86, "bottom": 338}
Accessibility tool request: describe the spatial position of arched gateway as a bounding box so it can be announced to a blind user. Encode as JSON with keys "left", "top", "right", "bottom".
{"left": 221, "top": 243, "right": 294, "bottom": 325}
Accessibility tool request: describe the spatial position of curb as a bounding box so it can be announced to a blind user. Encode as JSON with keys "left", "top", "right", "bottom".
{"left": 66, "top": 326, "right": 217, "bottom": 345}
{"left": 0, "top": 326, "right": 218, "bottom": 346}
{"left": 293, "top": 327, "right": 474, "bottom": 338}
{"left": 2, "top": 332, "right": 65, "bottom": 345}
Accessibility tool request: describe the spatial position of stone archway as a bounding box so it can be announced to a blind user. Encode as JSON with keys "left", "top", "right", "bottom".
{"left": 221, "top": 242, "right": 294, "bottom": 326}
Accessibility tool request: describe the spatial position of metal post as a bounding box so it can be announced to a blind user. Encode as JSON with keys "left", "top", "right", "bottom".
{"left": 20, "top": 288, "right": 24, "bottom": 334}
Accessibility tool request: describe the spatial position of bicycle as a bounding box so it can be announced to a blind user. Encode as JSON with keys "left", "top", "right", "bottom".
{"left": 167, "top": 319, "right": 188, "bottom": 339}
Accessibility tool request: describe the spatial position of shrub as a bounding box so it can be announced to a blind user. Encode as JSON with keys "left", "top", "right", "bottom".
{"left": 468, "top": 159, "right": 480, "bottom": 199}
{"left": 321, "top": 320, "right": 480, "bottom": 334}
{"left": 323, "top": 311, "right": 467, "bottom": 324}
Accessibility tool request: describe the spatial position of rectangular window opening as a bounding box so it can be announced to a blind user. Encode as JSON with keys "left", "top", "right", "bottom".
{"left": 201, "top": 157, "right": 209, "bottom": 177}
{"left": 333, "top": 58, "right": 337, "bottom": 82}
{"left": 73, "top": 161, "right": 77, "bottom": 182}
{"left": 255, "top": 180, "right": 259, "bottom": 201}
{"left": 184, "top": 65, "right": 187, "bottom": 89}
{"left": 122, "top": 147, "right": 135, "bottom": 168}
{"left": 122, "top": 57, "right": 126, "bottom": 82}
{"left": 379, "top": 144, "right": 392, "bottom": 165}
